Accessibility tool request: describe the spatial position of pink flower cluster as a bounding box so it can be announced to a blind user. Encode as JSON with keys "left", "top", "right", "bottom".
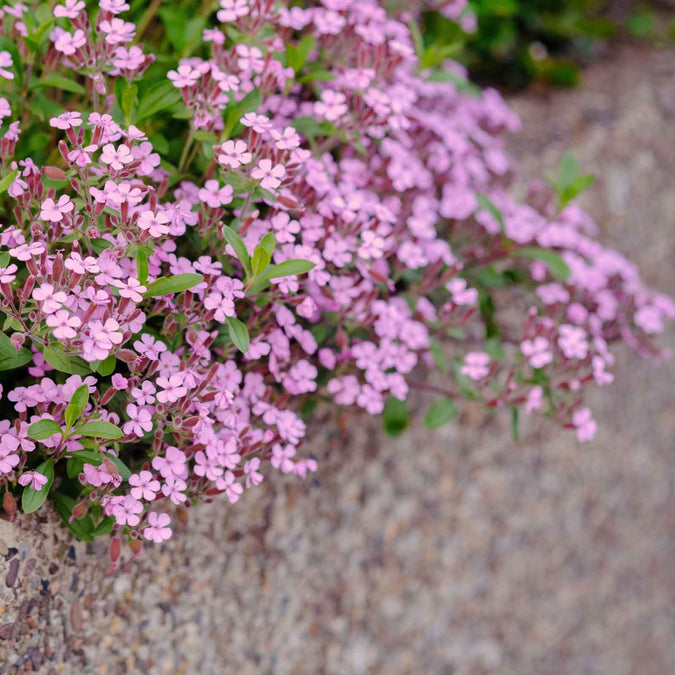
{"left": 0, "top": 0, "right": 670, "bottom": 563}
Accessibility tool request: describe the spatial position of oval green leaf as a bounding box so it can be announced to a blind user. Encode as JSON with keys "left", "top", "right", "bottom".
{"left": 21, "top": 461, "right": 55, "bottom": 514}
{"left": 74, "top": 420, "right": 124, "bottom": 440}
{"left": 144, "top": 273, "right": 203, "bottom": 297}
{"left": 27, "top": 418, "right": 62, "bottom": 440}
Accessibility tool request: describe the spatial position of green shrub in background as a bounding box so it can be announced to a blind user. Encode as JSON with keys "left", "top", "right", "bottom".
{"left": 421, "top": 0, "right": 674, "bottom": 89}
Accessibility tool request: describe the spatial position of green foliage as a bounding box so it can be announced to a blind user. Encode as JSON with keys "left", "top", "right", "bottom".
{"left": 383, "top": 396, "right": 409, "bottom": 436}
{"left": 424, "top": 398, "right": 457, "bottom": 429}
{"left": 419, "top": 1, "right": 669, "bottom": 89}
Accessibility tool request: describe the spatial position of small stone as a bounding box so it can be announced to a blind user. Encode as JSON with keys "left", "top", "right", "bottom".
{"left": 71, "top": 600, "right": 82, "bottom": 632}
{"left": 5, "top": 558, "right": 19, "bottom": 588}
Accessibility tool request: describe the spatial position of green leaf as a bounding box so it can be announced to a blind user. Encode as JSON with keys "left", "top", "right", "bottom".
{"left": 42, "top": 346, "right": 92, "bottom": 375}
{"left": 135, "top": 81, "right": 183, "bottom": 123}
{"left": 286, "top": 34, "right": 316, "bottom": 73}
{"left": 27, "top": 419, "right": 62, "bottom": 440}
{"left": 291, "top": 116, "right": 335, "bottom": 140}
{"left": 259, "top": 232, "right": 275, "bottom": 255}
{"left": 223, "top": 88, "right": 261, "bottom": 139}
{"left": 251, "top": 245, "right": 272, "bottom": 277}
{"left": 0, "top": 332, "right": 19, "bottom": 358}
{"left": 93, "top": 516, "right": 115, "bottom": 536}
{"left": 424, "top": 398, "right": 457, "bottom": 430}
{"left": 21, "top": 461, "right": 54, "bottom": 514}
{"left": 225, "top": 316, "right": 249, "bottom": 353}
{"left": 64, "top": 385, "right": 89, "bottom": 430}
{"left": 0, "top": 331, "right": 31, "bottom": 371}
{"left": 52, "top": 492, "right": 95, "bottom": 543}
{"left": 144, "top": 273, "right": 203, "bottom": 297}
{"left": 383, "top": 396, "right": 408, "bottom": 436}
{"left": 95, "top": 354, "right": 117, "bottom": 377}
{"left": 511, "top": 247, "right": 571, "bottom": 281}
{"left": 106, "top": 453, "right": 132, "bottom": 480}
{"left": 0, "top": 169, "right": 18, "bottom": 195}
{"left": 31, "top": 74, "right": 85, "bottom": 95}
{"left": 248, "top": 259, "right": 316, "bottom": 294}
{"left": 223, "top": 225, "right": 251, "bottom": 273}
{"left": 74, "top": 420, "right": 124, "bottom": 440}
{"left": 549, "top": 153, "right": 595, "bottom": 208}
{"left": 0, "top": 349, "right": 32, "bottom": 371}
{"left": 261, "top": 259, "right": 315, "bottom": 282}
{"left": 511, "top": 406, "right": 520, "bottom": 442}
{"left": 22, "top": 16, "right": 54, "bottom": 52}
{"left": 476, "top": 193, "right": 504, "bottom": 232}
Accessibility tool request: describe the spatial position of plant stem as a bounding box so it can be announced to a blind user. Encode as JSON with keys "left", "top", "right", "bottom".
{"left": 178, "top": 128, "right": 195, "bottom": 173}
{"left": 136, "top": 0, "right": 163, "bottom": 41}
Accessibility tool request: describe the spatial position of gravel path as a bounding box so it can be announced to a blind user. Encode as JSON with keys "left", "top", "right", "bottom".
{"left": 1, "top": 45, "right": 675, "bottom": 675}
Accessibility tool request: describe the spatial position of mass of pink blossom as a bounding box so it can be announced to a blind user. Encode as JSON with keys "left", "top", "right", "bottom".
{"left": 0, "top": 0, "right": 671, "bottom": 566}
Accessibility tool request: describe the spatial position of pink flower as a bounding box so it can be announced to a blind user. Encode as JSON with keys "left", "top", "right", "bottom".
{"left": 0, "top": 264, "right": 18, "bottom": 283}
{"left": 357, "top": 230, "right": 385, "bottom": 260}
{"left": 129, "top": 470, "right": 160, "bottom": 501}
{"left": 67, "top": 145, "right": 98, "bottom": 167}
{"left": 558, "top": 325, "right": 588, "bottom": 360}
{"left": 39, "top": 195, "right": 73, "bottom": 222}
{"left": 521, "top": 336, "right": 553, "bottom": 369}
{"left": 241, "top": 112, "right": 271, "bottom": 133}
{"left": 99, "top": 18, "right": 135, "bottom": 45}
{"left": 137, "top": 210, "right": 170, "bottom": 238}
{"left": 461, "top": 352, "right": 491, "bottom": 381}
{"left": 0, "top": 51, "right": 14, "bottom": 80}
{"left": 198, "top": 180, "right": 233, "bottom": 208}
{"left": 143, "top": 512, "right": 172, "bottom": 543}
{"left": 152, "top": 445, "right": 187, "bottom": 479}
{"left": 112, "top": 495, "right": 143, "bottom": 527}
{"left": 100, "top": 143, "right": 134, "bottom": 170}
{"left": 82, "top": 318, "right": 124, "bottom": 362}
{"left": 131, "top": 381, "right": 156, "bottom": 405}
{"left": 216, "top": 470, "right": 243, "bottom": 503}
{"left": 32, "top": 284, "right": 68, "bottom": 314}
{"left": 114, "top": 278, "right": 147, "bottom": 303}
{"left": 251, "top": 159, "right": 286, "bottom": 190}
{"left": 133, "top": 334, "right": 167, "bottom": 361}
{"left": 54, "top": 30, "right": 86, "bottom": 56}
{"left": 161, "top": 477, "right": 187, "bottom": 505}
{"left": 112, "top": 374, "right": 129, "bottom": 390}
{"left": 156, "top": 374, "right": 188, "bottom": 404}
{"left": 99, "top": 0, "right": 130, "bottom": 13}
{"left": 54, "top": 0, "right": 85, "bottom": 18}
{"left": 0, "top": 450, "right": 19, "bottom": 475}
{"left": 271, "top": 127, "right": 301, "bottom": 150}
{"left": 217, "top": 0, "right": 249, "bottom": 22}
{"left": 244, "top": 457, "right": 263, "bottom": 488}
{"left": 46, "top": 310, "right": 81, "bottom": 340}
{"left": 123, "top": 404, "right": 153, "bottom": 437}
{"left": 446, "top": 278, "right": 478, "bottom": 306}
{"left": 271, "top": 443, "right": 296, "bottom": 473}
{"left": 572, "top": 407, "right": 597, "bottom": 442}
{"left": 314, "top": 89, "right": 348, "bottom": 121}
{"left": 10, "top": 242, "right": 46, "bottom": 261}
{"left": 204, "top": 291, "right": 235, "bottom": 322}
{"left": 194, "top": 449, "right": 223, "bottom": 481}
{"left": 18, "top": 471, "right": 48, "bottom": 490}
{"left": 167, "top": 65, "right": 201, "bottom": 89}
{"left": 112, "top": 46, "right": 147, "bottom": 73}
{"left": 49, "top": 112, "right": 82, "bottom": 130}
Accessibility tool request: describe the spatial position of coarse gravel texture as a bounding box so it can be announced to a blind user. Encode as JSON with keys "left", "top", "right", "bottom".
{"left": 1, "top": 44, "right": 675, "bottom": 675}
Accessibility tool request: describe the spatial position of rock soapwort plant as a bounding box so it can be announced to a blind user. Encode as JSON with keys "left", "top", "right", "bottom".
{"left": 0, "top": 0, "right": 671, "bottom": 566}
